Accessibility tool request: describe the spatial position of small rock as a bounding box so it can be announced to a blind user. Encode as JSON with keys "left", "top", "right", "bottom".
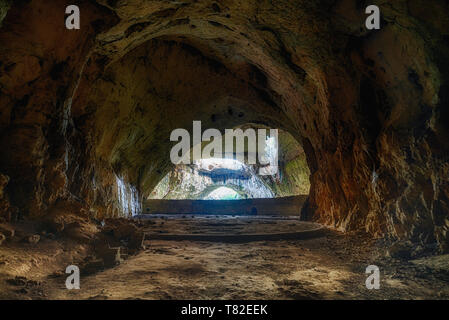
{"left": 7, "top": 276, "right": 27, "bottom": 286}
{"left": 42, "top": 219, "right": 64, "bottom": 234}
{"left": 387, "top": 241, "right": 414, "bottom": 260}
{"left": 95, "top": 244, "right": 122, "bottom": 267}
{"left": 63, "top": 221, "right": 94, "bottom": 243}
{"left": 112, "top": 222, "right": 138, "bottom": 239}
{"left": 83, "top": 259, "right": 105, "bottom": 275}
{"left": 46, "top": 233, "right": 56, "bottom": 240}
{"left": 411, "top": 245, "right": 425, "bottom": 258}
{"left": 0, "top": 223, "right": 14, "bottom": 238}
{"left": 27, "top": 234, "right": 40, "bottom": 244}
{"left": 17, "top": 288, "right": 29, "bottom": 294}
{"left": 48, "top": 271, "right": 64, "bottom": 278}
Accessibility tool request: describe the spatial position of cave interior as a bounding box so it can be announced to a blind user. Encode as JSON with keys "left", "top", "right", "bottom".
{"left": 0, "top": 0, "right": 449, "bottom": 300}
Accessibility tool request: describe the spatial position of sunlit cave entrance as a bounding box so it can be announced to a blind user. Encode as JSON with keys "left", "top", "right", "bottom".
{"left": 144, "top": 128, "right": 310, "bottom": 217}
{"left": 204, "top": 186, "right": 242, "bottom": 200}
{"left": 149, "top": 158, "right": 275, "bottom": 201}
{"left": 140, "top": 127, "right": 319, "bottom": 246}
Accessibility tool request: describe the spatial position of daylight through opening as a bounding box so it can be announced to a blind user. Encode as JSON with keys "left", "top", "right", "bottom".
{"left": 148, "top": 129, "right": 310, "bottom": 201}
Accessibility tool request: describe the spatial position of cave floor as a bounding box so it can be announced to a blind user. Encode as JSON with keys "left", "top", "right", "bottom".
{"left": 1, "top": 216, "right": 449, "bottom": 300}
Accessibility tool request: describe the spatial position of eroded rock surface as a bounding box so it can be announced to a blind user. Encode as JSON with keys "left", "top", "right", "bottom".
{"left": 0, "top": 0, "right": 448, "bottom": 251}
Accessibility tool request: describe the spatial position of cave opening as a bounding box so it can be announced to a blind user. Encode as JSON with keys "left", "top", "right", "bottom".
{"left": 204, "top": 186, "right": 241, "bottom": 200}
{"left": 149, "top": 157, "right": 276, "bottom": 201}
{"left": 144, "top": 126, "right": 309, "bottom": 215}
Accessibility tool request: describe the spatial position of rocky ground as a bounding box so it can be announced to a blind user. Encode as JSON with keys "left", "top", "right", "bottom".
{"left": 0, "top": 215, "right": 448, "bottom": 300}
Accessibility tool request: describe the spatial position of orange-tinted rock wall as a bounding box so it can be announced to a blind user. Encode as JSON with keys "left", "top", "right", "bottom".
{"left": 0, "top": 0, "right": 447, "bottom": 251}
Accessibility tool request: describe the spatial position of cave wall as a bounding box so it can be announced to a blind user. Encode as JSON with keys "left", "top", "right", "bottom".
{"left": 0, "top": 0, "right": 448, "bottom": 250}
{"left": 0, "top": 0, "right": 10, "bottom": 27}
{"left": 0, "top": 0, "right": 119, "bottom": 220}
{"left": 262, "top": 129, "right": 310, "bottom": 196}
{"left": 328, "top": 0, "right": 449, "bottom": 250}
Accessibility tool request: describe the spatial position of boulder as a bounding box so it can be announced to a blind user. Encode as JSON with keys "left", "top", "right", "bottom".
{"left": 387, "top": 241, "right": 415, "bottom": 260}
{"left": 102, "top": 219, "right": 145, "bottom": 252}
{"left": 27, "top": 234, "right": 40, "bottom": 244}
{"left": 42, "top": 218, "right": 64, "bottom": 234}
{"left": 0, "top": 223, "right": 14, "bottom": 239}
{"left": 94, "top": 241, "right": 123, "bottom": 267}
{"left": 62, "top": 221, "right": 97, "bottom": 243}
{"left": 82, "top": 258, "right": 105, "bottom": 275}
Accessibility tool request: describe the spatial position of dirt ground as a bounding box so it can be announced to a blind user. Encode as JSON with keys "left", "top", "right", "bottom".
{"left": 1, "top": 216, "right": 449, "bottom": 300}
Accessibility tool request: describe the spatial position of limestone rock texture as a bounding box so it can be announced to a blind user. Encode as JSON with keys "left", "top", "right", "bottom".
{"left": 0, "top": 1, "right": 448, "bottom": 250}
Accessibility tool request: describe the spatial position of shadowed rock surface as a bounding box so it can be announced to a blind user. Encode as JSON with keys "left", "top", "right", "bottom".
{"left": 1, "top": 0, "right": 448, "bottom": 250}
{"left": 0, "top": 1, "right": 448, "bottom": 300}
